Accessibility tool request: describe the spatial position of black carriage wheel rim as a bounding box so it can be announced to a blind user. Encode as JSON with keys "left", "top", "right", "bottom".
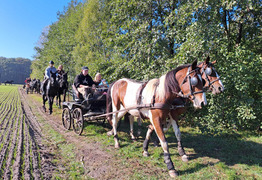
{"left": 73, "top": 108, "right": 83, "bottom": 134}
{"left": 62, "top": 108, "right": 71, "bottom": 130}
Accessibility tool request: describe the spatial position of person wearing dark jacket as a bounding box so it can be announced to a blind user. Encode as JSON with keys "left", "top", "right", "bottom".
{"left": 73, "top": 66, "right": 100, "bottom": 99}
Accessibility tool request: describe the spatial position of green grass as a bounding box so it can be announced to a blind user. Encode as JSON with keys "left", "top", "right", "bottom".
{"left": 15, "top": 85, "right": 262, "bottom": 179}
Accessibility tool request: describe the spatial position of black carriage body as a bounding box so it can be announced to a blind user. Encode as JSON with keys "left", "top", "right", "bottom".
{"left": 62, "top": 93, "right": 107, "bottom": 135}
{"left": 62, "top": 93, "right": 107, "bottom": 115}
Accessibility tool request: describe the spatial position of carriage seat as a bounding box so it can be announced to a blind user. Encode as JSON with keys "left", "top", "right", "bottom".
{"left": 72, "top": 85, "right": 84, "bottom": 102}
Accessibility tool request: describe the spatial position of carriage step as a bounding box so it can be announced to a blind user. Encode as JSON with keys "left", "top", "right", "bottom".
{"left": 83, "top": 111, "right": 104, "bottom": 117}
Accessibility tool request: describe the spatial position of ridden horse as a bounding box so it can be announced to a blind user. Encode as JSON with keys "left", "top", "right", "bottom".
{"left": 142, "top": 56, "right": 225, "bottom": 162}
{"left": 35, "top": 79, "right": 41, "bottom": 94}
{"left": 42, "top": 72, "right": 59, "bottom": 114}
{"left": 106, "top": 60, "right": 206, "bottom": 177}
{"left": 29, "top": 79, "right": 37, "bottom": 93}
{"left": 4, "top": 80, "right": 14, "bottom": 85}
{"left": 56, "top": 72, "right": 68, "bottom": 108}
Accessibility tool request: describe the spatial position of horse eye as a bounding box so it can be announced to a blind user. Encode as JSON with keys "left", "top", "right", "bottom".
{"left": 190, "top": 77, "right": 198, "bottom": 86}
{"left": 205, "top": 67, "right": 212, "bottom": 76}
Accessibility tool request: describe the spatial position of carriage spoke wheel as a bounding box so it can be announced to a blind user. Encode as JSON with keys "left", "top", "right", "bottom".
{"left": 72, "top": 108, "right": 84, "bottom": 135}
{"left": 62, "top": 108, "right": 71, "bottom": 130}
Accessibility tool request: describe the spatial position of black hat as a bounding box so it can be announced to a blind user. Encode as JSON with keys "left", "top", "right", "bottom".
{"left": 49, "top": 61, "right": 54, "bottom": 64}
{"left": 82, "top": 66, "right": 89, "bottom": 70}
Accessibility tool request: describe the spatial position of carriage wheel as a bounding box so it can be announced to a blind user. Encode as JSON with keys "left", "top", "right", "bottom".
{"left": 62, "top": 108, "right": 71, "bottom": 130}
{"left": 72, "top": 108, "right": 84, "bottom": 135}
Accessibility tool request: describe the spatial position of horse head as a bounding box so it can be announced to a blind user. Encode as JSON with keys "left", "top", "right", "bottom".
{"left": 49, "top": 71, "right": 57, "bottom": 86}
{"left": 199, "top": 56, "right": 224, "bottom": 94}
{"left": 58, "top": 72, "right": 68, "bottom": 88}
{"left": 162, "top": 60, "right": 207, "bottom": 109}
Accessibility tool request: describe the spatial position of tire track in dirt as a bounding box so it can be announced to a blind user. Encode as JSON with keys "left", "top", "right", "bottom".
{"left": 19, "top": 87, "right": 56, "bottom": 179}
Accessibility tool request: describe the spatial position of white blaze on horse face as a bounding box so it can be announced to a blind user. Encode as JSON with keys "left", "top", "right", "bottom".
{"left": 215, "top": 71, "right": 225, "bottom": 91}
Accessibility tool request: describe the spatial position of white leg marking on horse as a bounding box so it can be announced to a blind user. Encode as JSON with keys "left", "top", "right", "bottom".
{"left": 171, "top": 119, "right": 181, "bottom": 141}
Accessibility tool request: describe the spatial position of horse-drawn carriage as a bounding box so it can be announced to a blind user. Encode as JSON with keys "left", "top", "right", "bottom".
{"left": 59, "top": 57, "right": 224, "bottom": 178}
{"left": 61, "top": 87, "right": 108, "bottom": 135}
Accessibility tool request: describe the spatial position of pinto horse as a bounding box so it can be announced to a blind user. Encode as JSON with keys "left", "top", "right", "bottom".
{"left": 56, "top": 72, "right": 68, "bottom": 108}
{"left": 142, "top": 56, "right": 225, "bottom": 162}
{"left": 42, "top": 72, "right": 59, "bottom": 114}
{"left": 106, "top": 60, "right": 206, "bottom": 177}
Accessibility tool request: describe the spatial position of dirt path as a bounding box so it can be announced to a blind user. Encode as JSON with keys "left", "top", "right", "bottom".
{"left": 18, "top": 87, "right": 138, "bottom": 179}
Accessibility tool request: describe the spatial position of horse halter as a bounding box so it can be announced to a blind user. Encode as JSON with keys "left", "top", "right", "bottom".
{"left": 201, "top": 63, "right": 220, "bottom": 91}
{"left": 174, "top": 66, "right": 204, "bottom": 100}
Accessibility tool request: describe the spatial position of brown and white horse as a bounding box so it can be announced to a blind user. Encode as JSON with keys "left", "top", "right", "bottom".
{"left": 106, "top": 60, "right": 206, "bottom": 177}
{"left": 142, "top": 56, "right": 225, "bottom": 162}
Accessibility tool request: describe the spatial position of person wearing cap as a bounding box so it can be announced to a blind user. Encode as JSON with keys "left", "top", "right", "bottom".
{"left": 73, "top": 66, "right": 100, "bottom": 99}
{"left": 41, "top": 61, "right": 57, "bottom": 94}
{"left": 44, "top": 61, "right": 57, "bottom": 79}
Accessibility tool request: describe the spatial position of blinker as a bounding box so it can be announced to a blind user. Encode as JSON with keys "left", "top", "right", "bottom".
{"left": 190, "top": 76, "right": 198, "bottom": 86}
{"left": 205, "top": 67, "right": 212, "bottom": 76}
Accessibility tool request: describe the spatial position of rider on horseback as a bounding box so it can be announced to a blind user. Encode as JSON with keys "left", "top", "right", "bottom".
{"left": 41, "top": 61, "right": 57, "bottom": 94}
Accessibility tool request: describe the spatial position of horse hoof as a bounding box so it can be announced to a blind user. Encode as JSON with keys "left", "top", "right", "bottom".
{"left": 143, "top": 151, "right": 149, "bottom": 157}
{"left": 107, "top": 131, "right": 113, "bottom": 136}
{"left": 49, "top": 111, "right": 53, "bottom": 115}
{"left": 169, "top": 170, "right": 178, "bottom": 178}
{"left": 115, "top": 144, "right": 120, "bottom": 149}
{"left": 181, "top": 155, "right": 189, "bottom": 162}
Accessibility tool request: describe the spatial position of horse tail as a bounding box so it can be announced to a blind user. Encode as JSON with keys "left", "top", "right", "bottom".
{"left": 106, "top": 81, "right": 116, "bottom": 126}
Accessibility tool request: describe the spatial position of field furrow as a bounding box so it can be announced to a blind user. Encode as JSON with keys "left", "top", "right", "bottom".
{"left": 12, "top": 113, "right": 24, "bottom": 179}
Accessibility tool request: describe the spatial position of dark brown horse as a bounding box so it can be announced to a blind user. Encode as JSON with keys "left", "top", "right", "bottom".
{"left": 142, "top": 56, "right": 224, "bottom": 163}
{"left": 106, "top": 60, "right": 206, "bottom": 177}
{"left": 56, "top": 72, "right": 68, "bottom": 108}
{"left": 42, "top": 72, "right": 59, "bottom": 114}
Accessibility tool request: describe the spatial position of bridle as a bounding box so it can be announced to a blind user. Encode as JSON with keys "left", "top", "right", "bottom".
{"left": 174, "top": 66, "right": 204, "bottom": 100}
{"left": 200, "top": 63, "right": 220, "bottom": 91}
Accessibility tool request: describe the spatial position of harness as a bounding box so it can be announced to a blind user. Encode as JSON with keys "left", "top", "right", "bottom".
{"left": 173, "top": 67, "right": 204, "bottom": 100}
{"left": 201, "top": 63, "right": 220, "bottom": 90}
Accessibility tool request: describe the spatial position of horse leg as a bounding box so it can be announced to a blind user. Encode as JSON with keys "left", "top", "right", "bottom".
{"left": 49, "top": 97, "right": 53, "bottom": 115}
{"left": 63, "top": 89, "right": 66, "bottom": 102}
{"left": 129, "top": 115, "right": 136, "bottom": 140}
{"left": 42, "top": 94, "right": 47, "bottom": 112}
{"left": 151, "top": 116, "right": 178, "bottom": 177}
{"left": 137, "top": 117, "right": 142, "bottom": 137}
{"left": 171, "top": 119, "right": 189, "bottom": 162}
{"left": 143, "top": 124, "right": 154, "bottom": 157}
{"left": 112, "top": 112, "right": 120, "bottom": 148}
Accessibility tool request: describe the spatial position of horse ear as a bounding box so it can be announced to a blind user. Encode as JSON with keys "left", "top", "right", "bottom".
{"left": 205, "top": 56, "right": 210, "bottom": 64}
{"left": 192, "top": 59, "right": 198, "bottom": 70}
{"left": 211, "top": 60, "right": 217, "bottom": 64}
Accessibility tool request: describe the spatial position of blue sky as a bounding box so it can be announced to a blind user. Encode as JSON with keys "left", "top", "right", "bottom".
{"left": 0, "top": 0, "right": 74, "bottom": 60}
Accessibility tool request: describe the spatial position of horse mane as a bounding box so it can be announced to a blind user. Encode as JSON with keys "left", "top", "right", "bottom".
{"left": 158, "top": 64, "right": 191, "bottom": 101}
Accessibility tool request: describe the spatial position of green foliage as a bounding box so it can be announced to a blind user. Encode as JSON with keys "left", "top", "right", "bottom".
{"left": 31, "top": 0, "right": 262, "bottom": 132}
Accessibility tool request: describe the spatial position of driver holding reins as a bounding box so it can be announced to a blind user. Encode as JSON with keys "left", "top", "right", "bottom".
{"left": 73, "top": 66, "right": 100, "bottom": 99}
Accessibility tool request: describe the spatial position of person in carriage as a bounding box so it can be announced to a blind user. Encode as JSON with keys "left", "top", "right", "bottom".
{"left": 72, "top": 66, "right": 100, "bottom": 101}
{"left": 94, "top": 72, "right": 109, "bottom": 94}
{"left": 41, "top": 61, "right": 57, "bottom": 94}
